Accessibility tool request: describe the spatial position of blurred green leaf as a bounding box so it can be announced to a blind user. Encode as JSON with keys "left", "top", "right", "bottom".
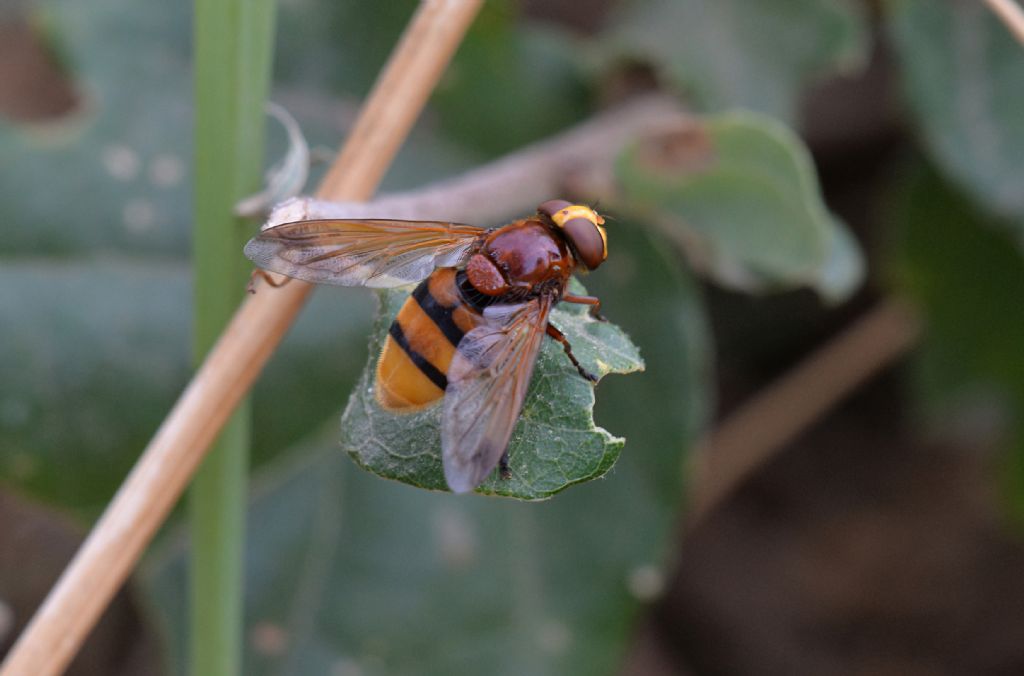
{"left": 884, "top": 163, "right": 1024, "bottom": 522}
{"left": 276, "top": 0, "right": 591, "bottom": 160}
{"left": 617, "top": 110, "right": 863, "bottom": 300}
{"left": 273, "top": 0, "right": 419, "bottom": 96}
{"left": 887, "top": 164, "right": 1024, "bottom": 418}
{"left": 889, "top": 0, "right": 1024, "bottom": 240}
{"left": 0, "top": 261, "right": 191, "bottom": 512}
{"left": 816, "top": 216, "right": 865, "bottom": 303}
{"left": 0, "top": 0, "right": 479, "bottom": 260}
{"left": 605, "top": 0, "right": 867, "bottom": 123}
{"left": 0, "top": 0, "right": 194, "bottom": 257}
{"left": 0, "top": 260, "right": 374, "bottom": 517}
{"left": 143, "top": 223, "right": 711, "bottom": 675}
{"left": 432, "top": 4, "right": 591, "bottom": 157}
{"left": 341, "top": 281, "right": 642, "bottom": 500}
{"left": 887, "top": 164, "right": 1024, "bottom": 519}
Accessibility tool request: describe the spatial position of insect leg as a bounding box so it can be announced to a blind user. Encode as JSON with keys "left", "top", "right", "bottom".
{"left": 546, "top": 323, "right": 598, "bottom": 383}
{"left": 562, "top": 293, "right": 606, "bottom": 321}
{"left": 246, "top": 269, "right": 291, "bottom": 294}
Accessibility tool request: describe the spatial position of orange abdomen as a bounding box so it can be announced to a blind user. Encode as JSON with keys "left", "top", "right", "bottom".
{"left": 375, "top": 268, "right": 484, "bottom": 411}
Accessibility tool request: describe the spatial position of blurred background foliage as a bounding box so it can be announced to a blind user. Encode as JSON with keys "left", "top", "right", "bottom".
{"left": 1, "top": 0, "right": 1024, "bottom": 674}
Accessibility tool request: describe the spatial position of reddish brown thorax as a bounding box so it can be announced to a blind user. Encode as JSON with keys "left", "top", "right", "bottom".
{"left": 466, "top": 218, "right": 573, "bottom": 295}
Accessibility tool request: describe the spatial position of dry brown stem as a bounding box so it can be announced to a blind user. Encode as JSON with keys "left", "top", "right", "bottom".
{"left": 0, "top": 2, "right": 481, "bottom": 674}
{"left": 266, "top": 95, "right": 692, "bottom": 226}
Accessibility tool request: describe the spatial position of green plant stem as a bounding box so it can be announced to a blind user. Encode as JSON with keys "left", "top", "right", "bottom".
{"left": 191, "top": 1, "right": 276, "bottom": 674}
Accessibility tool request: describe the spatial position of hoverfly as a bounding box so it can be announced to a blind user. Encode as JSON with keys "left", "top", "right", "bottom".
{"left": 244, "top": 199, "right": 609, "bottom": 493}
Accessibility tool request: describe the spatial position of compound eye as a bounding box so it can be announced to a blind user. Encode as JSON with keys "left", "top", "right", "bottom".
{"left": 538, "top": 199, "right": 573, "bottom": 219}
{"left": 563, "top": 218, "right": 607, "bottom": 270}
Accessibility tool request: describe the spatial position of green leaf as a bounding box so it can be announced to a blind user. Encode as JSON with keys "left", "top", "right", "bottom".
{"left": 817, "top": 216, "right": 866, "bottom": 304}
{"left": 276, "top": 0, "right": 592, "bottom": 161}
{"left": 142, "top": 223, "right": 711, "bottom": 676}
{"left": 0, "top": 0, "right": 194, "bottom": 258}
{"left": 273, "top": 0, "right": 419, "bottom": 97}
{"left": 889, "top": 0, "right": 1024, "bottom": 240}
{"left": 605, "top": 0, "right": 867, "bottom": 123}
{"left": 340, "top": 282, "right": 643, "bottom": 500}
{"left": 0, "top": 260, "right": 374, "bottom": 518}
{"left": 617, "top": 110, "right": 863, "bottom": 300}
{"left": 886, "top": 163, "right": 1024, "bottom": 514}
{"left": 886, "top": 163, "right": 1024, "bottom": 419}
{"left": 0, "top": 261, "right": 191, "bottom": 513}
{"left": 432, "top": 3, "right": 590, "bottom": 157}
{"left": 0, "top": 0, "right": 478, "bottom": 261}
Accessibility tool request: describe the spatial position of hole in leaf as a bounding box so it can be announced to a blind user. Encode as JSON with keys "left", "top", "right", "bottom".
{"left": 0, "top": 16, "right": 81, "bottom": 124}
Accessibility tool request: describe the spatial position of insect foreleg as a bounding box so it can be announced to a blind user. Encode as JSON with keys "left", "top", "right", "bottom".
{"left": 545, "top": 323, "right": 598, "bottom": 383}
{"left": 562, "top": 293, "right": 606, "bottom": 321}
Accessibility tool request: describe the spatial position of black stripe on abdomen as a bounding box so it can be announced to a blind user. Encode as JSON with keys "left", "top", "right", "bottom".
{"left": 412, "top": 280, "right": 465, "bottom": 347}
{"left": 388, "top": 321, "right": 448, "bottom": 391}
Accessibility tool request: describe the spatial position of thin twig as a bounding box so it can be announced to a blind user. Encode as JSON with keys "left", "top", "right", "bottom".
{"left": 0, "top": 2, "right": 481, "bottom": 674}
{"left": 687, "top": 298, "right": 922, "bottom": 527}
{"left": 263, "top": 95, "right": 693, "bottom": 227}
{"left": 985, "top": 0, "right": 1024, "bottom": 46}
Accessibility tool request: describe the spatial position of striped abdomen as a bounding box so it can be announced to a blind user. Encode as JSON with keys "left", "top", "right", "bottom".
{"left": 375, "top": 268, "right": 487, "bottom": 410}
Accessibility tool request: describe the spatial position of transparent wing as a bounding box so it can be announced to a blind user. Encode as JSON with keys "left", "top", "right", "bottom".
{"left": 244, "top": 218, "right": 485, "bottom": 288}
{"left": 442, "top": 295, "right": 554, "bottom": 493}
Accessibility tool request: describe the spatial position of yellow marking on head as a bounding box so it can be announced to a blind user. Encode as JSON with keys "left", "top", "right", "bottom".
{"left": 551, "top": 204, "right": 608, "bottom": 261}
{"left": 550, "top": 204, "right": 603, "bottom": 228}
